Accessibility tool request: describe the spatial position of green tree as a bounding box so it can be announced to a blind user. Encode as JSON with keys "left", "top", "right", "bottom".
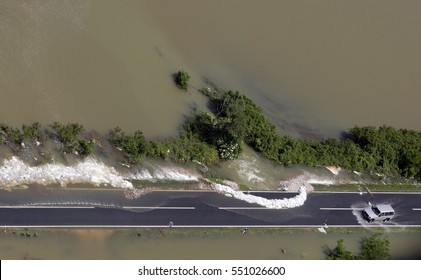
{"left": 327, "top": 239, "right": 355, "bottom": 260}
{"left": 359, "top": 233, "right": 391, "bottom": 260}
{"left": 50, "top": 122, "right": 83, "bottom": 153}
{"left": 50, "top": 122, "right": 84, "bottom": 147}
{"left": 327, "top": 234, "right": 392, "bottom": 260}
{"left": 22, "top": 122, "right": 47, "bottom": 143}
{"left": 109, "top": 127, "right": 147, "bottom": 163}
{"left": 77, "top": 139, "right": 96, "bottom": 157}
{"left": 175, "top": 70, "right": 190, "bottom": 90}
{"left": 0, "top": 124, "right": 24, "bottom": 144}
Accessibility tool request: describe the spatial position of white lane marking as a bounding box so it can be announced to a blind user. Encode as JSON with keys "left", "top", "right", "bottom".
{"left": 0, "top": 206, "right": 195, "bottom": 210}
{"left": 3, "top": 224, "right": 421, "bottom": 228}
{"left": 219, "top": 207, "right": 270, "bottom": 210}
{"left": 320, "top": 207, "right": 364, "bottom": 211}
{"left": 314, "top": 191, "right": 421, "bottom": 194}
{"left": 413, "top": 208, "right": 421, "bottom": 211}
{"left": 123, "top": 207, "right": 195, "bottom": 210}
{"left": 0, "top": 206, "right": 95, "bottom": 209}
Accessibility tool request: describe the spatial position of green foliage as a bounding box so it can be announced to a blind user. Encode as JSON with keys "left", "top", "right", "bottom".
{"left": 0, "top": 124, "right": 24, "bottom": 144}
{"left": 50, "top": 122, "right": 95, "bottom": 156}
{"left": 50, "top": 122, "right": 84, "bottom": 150}
{"left": 349, "top": 126, "right": 421, "bottom": 179}
{"left": 359, "top": 233, "right": 391, "bottom": 260}
{"left": 109, "top": 127, "right": 147, "bottom": 164}
{"left": 327, "top": 234, "right": 391, "bottom": 260}
{"left": 197, "top": 89, "right": 421, "bottom": 179}
{"left": 22, "top": 122, "right": 47, "bottom": 143}
{"left": 182, "top": 110, "right": 243, "bottom": 160}
{"left": 147, "top": 134, "right": 219, "bottom": 165}
{"left": 77, "top": 139, "right": 96, "bottom": 157}
{"left": 167, "top": 134, "right": 219, "bottom": 165}
{"left": 327, "top": 239, "right": 355, "bottom": 260}
{"left": 175, "top": 70, "right": 190, "bottom": 90}
{"left": 0, "top": 122, "right": 47, "bottom": 145}
{"left": 146, "top": 141, "right": 171, "bottom": 160}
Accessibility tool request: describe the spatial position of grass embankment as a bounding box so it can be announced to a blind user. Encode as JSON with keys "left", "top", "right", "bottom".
{"left": 313, "top": 184, "right": 421, "bottom": 192}
{"left": 2, "top": 228, "right": 44, "bottom": 238}
{"left": 110, "top": 227, "right": 328, "bottom": 240}
{"left": 3, "top": 227, "right": 420, "bottom": 241}
{"left": 99, "top": 226, "right": 421, "bottom": 241}
{"left": 131, "top": 180, "right": 200, "bottom": 190}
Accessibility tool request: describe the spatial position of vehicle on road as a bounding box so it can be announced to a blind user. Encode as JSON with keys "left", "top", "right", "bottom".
{"left": 362, "top": 204, "right": 395, "bottom": 223}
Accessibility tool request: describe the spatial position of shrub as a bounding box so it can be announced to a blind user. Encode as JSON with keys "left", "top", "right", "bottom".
{"left": 77, "top": 139, "right": 96, "bottom": 157}
{"left": 109, "top": 127, "right": 147, "bottom": 163}
{"left": 175, "top": 70, "right": 190, "bottom": 90}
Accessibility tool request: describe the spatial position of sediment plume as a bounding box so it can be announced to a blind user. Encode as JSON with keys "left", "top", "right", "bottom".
{"left": 130, "top": 167, "right": 199, "bottom": 182}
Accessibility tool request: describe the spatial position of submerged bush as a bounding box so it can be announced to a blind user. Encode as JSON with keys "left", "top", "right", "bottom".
{"left": 327, "top": 234, "right": 391, "bottom": 260}
{"left": 50, "top": 122, "right": 95, "bottom": 156}
{"left": 175, "top": 70, "right": 190, "bottom": 90}
{"left": 109, "top": 127, "right": 147, "bottom": 164}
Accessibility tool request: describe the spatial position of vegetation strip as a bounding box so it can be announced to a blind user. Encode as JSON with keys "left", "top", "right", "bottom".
{"left": 0, "top": 71, "right": 419, "bottom": 191}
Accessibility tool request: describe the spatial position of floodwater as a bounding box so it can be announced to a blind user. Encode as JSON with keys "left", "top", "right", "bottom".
{"left": 0, "top": 0, "right": 208, "bottom": 137}
{"left": 141, "top": 0, "right": 421, "bottom": 138}
{"left": 0, "top": 229, "right": 420, "bottom": 260}
{"left": 1, "top": 0, "right": 420, "bottom": 138}
{"left": 1, "top": 0, "right": 421, "bottom": 260}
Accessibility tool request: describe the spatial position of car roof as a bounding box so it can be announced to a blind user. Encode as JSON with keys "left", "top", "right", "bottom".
{"left": 374, "top": 204, "right": 394, "bottom": 212}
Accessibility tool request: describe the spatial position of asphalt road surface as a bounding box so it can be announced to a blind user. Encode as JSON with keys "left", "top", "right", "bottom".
{"left": 0, "top": 190, "right": 420, "bottom": 227}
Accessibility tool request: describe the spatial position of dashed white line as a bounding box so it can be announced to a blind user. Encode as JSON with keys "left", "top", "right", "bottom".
{"left": 219, "top": 207, "right": 269, "bottom": 210}
{"left": 0, "top": 206, "right": 195, "bottom": 210}
{"left": 320, "top": 207, "right": 364, "bottom": 211}
{"left": 3, "top": 225, "right": 421, "bottom": 228}
{"left": 0, "top": 206, "right": 95, "bottom": 209}
{"left": 413, "top": 208, "right": 421, "bottom": 211}
{"left": 123, "top": 207, "right": 195, "bottom": 210}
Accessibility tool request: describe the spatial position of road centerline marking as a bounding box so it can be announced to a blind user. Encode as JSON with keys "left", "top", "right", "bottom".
{"left": 0, "top": 206, "right": 195, "bottom": 210}
{"left": 0, "top": 206, "right": 95, "bottom": 209}
{"left": 320, "top": 207, "right": 363, "bottom": 211}
{"left": 123, "top": 207, "right": 195, "bottom": 210}
{"left": 219, "top": 207, "right": 270, "bottom": 210}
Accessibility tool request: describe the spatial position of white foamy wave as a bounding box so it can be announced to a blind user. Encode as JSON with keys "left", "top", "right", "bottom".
{"left": 279, "top": 171, "right": 360, "bottom": 191}
{"left": 278, "top": 173, "right": 314, "bottom": 192}
{"left": 233, "top": 160, "right": 265, "bottom": 183}
{"left": 210, "top": 182, "right": 307, "bottom": 209}
{"left": 0, "top": 156, "right": 133, "bottom": 189}
{"left": 307, "top": 178, "right": 336, "bottom": 185}
{"left": 325, "top": 166, "right": 341, "bottom": 175}
{"left": 130, "top": 167, "right": 199, "bottom": 182}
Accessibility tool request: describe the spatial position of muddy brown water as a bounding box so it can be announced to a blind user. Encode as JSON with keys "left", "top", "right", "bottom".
{"left": 0, "top": 229, "right": 420, "bottom": 260}
{"left": 0, "top": 0, "right": 208, "bottom": 137}
{"left": 1, "top": 0, "right": 420, "bottom": 260}
{"left": 141, "top": 0, "right": 421, "bottom": 137}
{"left": 1, "top": 0, "right": 420, "bottom": 138}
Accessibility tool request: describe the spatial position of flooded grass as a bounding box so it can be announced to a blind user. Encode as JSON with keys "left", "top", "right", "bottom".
{"left": 0, "top": 227, "right": 420, "bottom": 260}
